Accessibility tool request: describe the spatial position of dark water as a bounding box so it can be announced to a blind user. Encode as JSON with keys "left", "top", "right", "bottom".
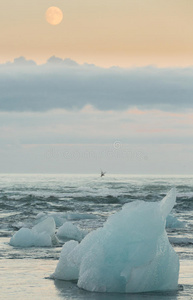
{"left": 0, "top": 174, "right": 193, "bottom": 299}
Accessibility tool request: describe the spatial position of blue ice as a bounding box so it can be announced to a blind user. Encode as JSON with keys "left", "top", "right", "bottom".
{"left": 52, "top": 188, "right": 179, "bottom": 293}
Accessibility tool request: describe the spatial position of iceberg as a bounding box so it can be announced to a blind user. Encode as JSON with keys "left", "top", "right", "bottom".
{"left": 10, "top": 217, "right": 59, "bottom": 247}
{"left": 57, "top": 221, "right": 86, "bottom": 242}
{"left": 9, "top": 227, "right": 52, "bottom": 247}
{"left": 51, "top": 240, "right": 79, "bottom": 280}
{"left": 52, "top": 188, "right": 179, "bottom": 293}
{"left": 32, "top": 217, "right": 59, "bottom": 245}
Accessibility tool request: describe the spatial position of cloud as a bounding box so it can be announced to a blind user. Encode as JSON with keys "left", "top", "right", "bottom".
{"left": 0, "top": 57, "right": 193, "bottom": 112}
{"left": 47, "top": 56, "right": 79, "bottom": 67}
{"left": 0, "top": 107, "right": 192, "bottom": 146}
{"left": 4, "top": 56, "right": 37, "bottom": 67}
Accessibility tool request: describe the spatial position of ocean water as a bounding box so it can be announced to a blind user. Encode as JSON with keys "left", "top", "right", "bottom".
{"left": 0, "top": 174, "right": 193, "bottom": 299}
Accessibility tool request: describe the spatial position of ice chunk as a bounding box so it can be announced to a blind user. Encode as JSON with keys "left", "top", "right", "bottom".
{"left": 36, "top": 213, "right": 66, "bottom": 228}
{"left": 33, "top": 216, "right": 56, "bottom": 236}
{"left": 49, "top": 214, "right": 66, "bottom": 228}
{"left": 10, "top": 228, "right": 52, "bottom": 247}
{"left": 36, "top": 212, "right": 46, "bottom": 219}
{"left": 159, "top": 188, "right": 176, "bottom": 218}
{"left": 166, "top": 214, "right": 186, "bottom": 228}
{"left": 32, "top": 217, "right": 59, "bottom": 245}
{"left": 53, "top": 188, "right": 179, "bottom": 293}
{"left": 10, "top": 217, "right": 59, "bottom": 247}
{"left": 57, "top": 221, "right": 86, "bottom": 242}
{"left": 51, "top": 240, "right": 79, "bottom": 280}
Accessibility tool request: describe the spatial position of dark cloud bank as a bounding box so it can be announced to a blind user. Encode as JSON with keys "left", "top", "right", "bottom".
{"left": 0, "top": 56, "right": 193, "bottom": 112}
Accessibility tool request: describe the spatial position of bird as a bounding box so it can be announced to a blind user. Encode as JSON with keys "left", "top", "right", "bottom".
{"left": 100, "top": 170, "right": 106, "bottom": 177}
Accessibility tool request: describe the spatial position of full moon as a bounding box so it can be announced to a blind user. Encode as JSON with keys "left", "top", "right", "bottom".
{"left": 46, "top": 7, "right": 63, "bottom": 25}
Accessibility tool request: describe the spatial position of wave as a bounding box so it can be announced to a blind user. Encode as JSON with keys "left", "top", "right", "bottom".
{"left": 1, "top": 191, "right": 193, "bottom": 210}
{"left": 176, "top": 197, "right": 193, "bottom": 211}
{"left": 169, "top": 237, "right": 193, "bottom": 245}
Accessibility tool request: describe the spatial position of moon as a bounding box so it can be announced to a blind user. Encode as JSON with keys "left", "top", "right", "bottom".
{"left": 46, "top": 7, "right": 63, "bottom": 26}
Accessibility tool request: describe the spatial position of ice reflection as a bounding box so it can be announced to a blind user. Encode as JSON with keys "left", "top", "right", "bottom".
{"left": 54, "top": 279, "right": 181, "bottom": 300}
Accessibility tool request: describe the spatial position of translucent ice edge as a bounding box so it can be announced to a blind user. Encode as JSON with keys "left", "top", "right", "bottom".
{"left": 52, "top": 188, "right": 179, "bottom": 293}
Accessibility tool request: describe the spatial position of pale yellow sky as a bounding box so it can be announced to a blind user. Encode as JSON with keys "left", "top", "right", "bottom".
{"left": 0, "top": 0, "right": 193, "bottom": 67}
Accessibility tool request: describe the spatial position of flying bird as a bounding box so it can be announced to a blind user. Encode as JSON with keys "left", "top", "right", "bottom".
{"left": 100, "top": 170, "right": 106, "bottom": 177}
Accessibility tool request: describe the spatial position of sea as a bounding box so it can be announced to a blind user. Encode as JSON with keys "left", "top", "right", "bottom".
{"left": 0, "top": 174, "right": 192, "bottom": 300}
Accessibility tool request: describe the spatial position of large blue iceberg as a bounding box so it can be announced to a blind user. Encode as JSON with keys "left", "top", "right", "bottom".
{"left": 52, "top": 188, "right": 179, "bottom": 293}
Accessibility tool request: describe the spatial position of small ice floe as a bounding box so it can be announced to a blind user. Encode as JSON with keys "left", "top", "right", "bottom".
{"left": 57, "top": 221, "right": 87, "bottom": 242}
{"left": 12, "top": 221, "right": 28, "bottom": 230}
{"left": 51, "top": 240, "right": 79, "bottom": 280}
{"left": 36, "top": 212, "right": 66, "bottom": 228}
{"left": 52, "top": 188, "right": 179, "bottom": 293}
{"left": 9, "top": 228, "right": 52, "bottom": 247}
{"left": 10, "top": 217, "right": 59, "bottom": 247}
{"left": 166, "top": 214, "right": 186, "bottom": 229}
{"left": 36, "top": 212, "right": 96, "bottom": 226}
{"left": 36, "top": 212, "right": 46, "bottom": 219}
